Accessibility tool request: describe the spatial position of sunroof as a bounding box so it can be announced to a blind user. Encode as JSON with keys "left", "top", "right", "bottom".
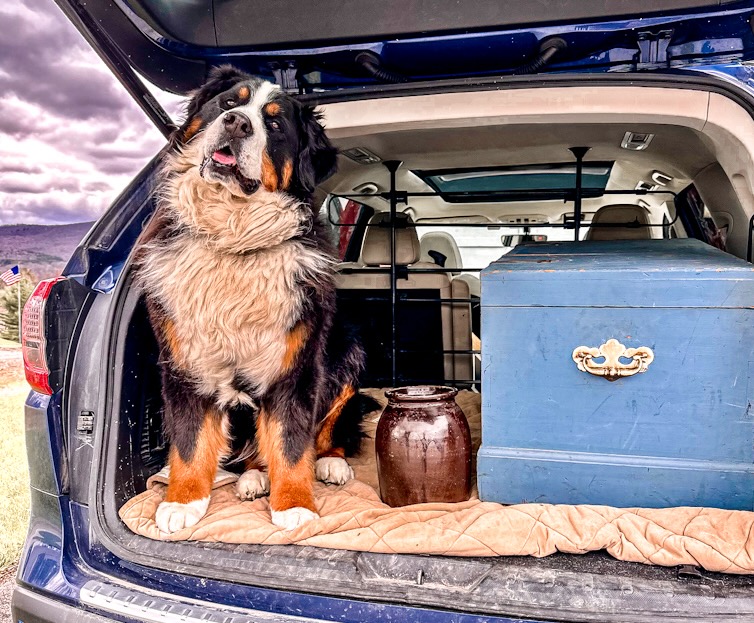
{"left": 416, "top": 163, "right": 613, "bottom": 202}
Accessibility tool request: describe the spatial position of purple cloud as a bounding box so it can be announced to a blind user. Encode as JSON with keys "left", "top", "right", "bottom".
{"left": 0, "top": 0, "right": 185, "bottom": 225}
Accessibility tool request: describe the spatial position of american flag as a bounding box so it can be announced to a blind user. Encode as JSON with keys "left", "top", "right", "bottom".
{"left": 0, "top": 265, "right": 20, "bottom": 286}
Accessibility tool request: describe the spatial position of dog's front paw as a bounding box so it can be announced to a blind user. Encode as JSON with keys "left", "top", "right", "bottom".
{"left": 236, "top": 469, "right": 270, "bottom": 500}
{"left": 271, "top": 507, "right": 319, "bottom": 530}
{"left": 316, "top": 457, "right": 354, "bottom": 485}
{"left": 155, "top": 498, "right": 209, "bottom": 534}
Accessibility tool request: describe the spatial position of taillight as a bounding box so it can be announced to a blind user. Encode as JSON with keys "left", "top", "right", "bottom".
{"left": 22, "top": 277, "right": 65, "bottom": 394}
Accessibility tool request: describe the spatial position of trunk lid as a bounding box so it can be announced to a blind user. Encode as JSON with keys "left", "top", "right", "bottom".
{"left": 55, "top": 0, "right": 754, "bottom": 97}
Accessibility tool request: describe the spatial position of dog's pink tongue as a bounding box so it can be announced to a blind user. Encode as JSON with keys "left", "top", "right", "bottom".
{"left": 212, "top": 150, "right": 236, "bottom": 166}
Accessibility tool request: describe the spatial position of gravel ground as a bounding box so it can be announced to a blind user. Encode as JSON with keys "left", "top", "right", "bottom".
{"left": 0, "top": 565, "right": 15, "bottom": 623}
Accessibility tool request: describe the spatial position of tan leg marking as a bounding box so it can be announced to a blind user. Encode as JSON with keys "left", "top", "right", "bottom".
{"left": 162, "top": 317, "right": 185, "bottom": 365}
{"left": 257, "top": 412, "right": 316, "bottom": 513}
{"left": 315, "top": 384, "right": 355, "bottom": 457}
{"left": 236, "top": 425, "right": 268, "bottom": 501}
{"left": 165, "top": 409, "right": 228, "bottom": 504}
{"left": 281, "top": 322, "right": 309, "bottom": 373}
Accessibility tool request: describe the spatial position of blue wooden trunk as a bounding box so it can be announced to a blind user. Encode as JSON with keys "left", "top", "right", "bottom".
{"left": 478, "top": 239, "right": 754, "bottom": 510}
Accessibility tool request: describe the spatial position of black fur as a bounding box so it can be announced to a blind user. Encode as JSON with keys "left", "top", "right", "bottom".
{"left": 294, "top": 105, "right": 339, "bottom": 194}
{"left": 160, "top": 346, "right": 215, "bottom": 464}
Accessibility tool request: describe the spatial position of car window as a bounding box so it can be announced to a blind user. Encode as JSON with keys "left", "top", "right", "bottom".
{"left": 324, "top": 196, "right": 375, "bottom": 261}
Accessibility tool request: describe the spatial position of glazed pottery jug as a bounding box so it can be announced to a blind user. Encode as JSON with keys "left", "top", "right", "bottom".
{"left": 376, "top": 386, "right": 472, "bottom": 507}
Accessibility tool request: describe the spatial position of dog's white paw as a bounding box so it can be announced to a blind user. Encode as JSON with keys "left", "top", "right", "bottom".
{"left": 271, "top": 507, "right": 319, "bottom": 530}
{"left": 155, "top": 497, "right": 209, "bottom": 534}
{"left": 315, "top": 457, "right": 354, "bottom": 485}
{"left": 236, "top": 469, "right": 270, "bottom": 500}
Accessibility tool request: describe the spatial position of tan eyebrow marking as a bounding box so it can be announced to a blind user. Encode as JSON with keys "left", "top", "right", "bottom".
{"left": 238, "top": 86, "right": 250, "bottom": 100}
{"left": 264, "top": 102, "right": 281, "bottom": 115}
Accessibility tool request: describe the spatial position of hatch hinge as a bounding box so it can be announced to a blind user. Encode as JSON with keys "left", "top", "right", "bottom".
{"left": 636, "top": 29, "right": 673, "bottom": 70}
{"left": 270, "top": 62, "right": 300, "bottom": 93}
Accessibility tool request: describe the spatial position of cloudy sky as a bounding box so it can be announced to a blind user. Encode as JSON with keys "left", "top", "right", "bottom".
{"left": 0, "top": 0, "right": 184, "bottom": 225}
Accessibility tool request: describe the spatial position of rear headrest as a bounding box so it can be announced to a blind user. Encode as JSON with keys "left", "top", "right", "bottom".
{"left": 586, "top": 204, "right": 652, "bottom": 241}
{"left": 420, "top": 232, "right": 462, "bottom": 275}
{"left": 361, "top": 212, "right": 421, "bottom": 266}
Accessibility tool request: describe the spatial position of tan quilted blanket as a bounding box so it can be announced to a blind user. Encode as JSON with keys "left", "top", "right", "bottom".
{"left": 120, "top": 390, "right": 754, "bottom": 574}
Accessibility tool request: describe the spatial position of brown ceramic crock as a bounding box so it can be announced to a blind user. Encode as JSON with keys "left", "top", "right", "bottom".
{"left": 376, "top": 386, "right": 472, "bottom": 507}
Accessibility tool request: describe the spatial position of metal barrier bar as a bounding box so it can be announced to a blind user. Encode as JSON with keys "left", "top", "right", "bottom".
{"left": 339, "top": 267, "right": 484, "bottom": 274}
{"left": 333, "top": 188, "right": 678, "bottom": 200}
{"left": 328, "top": 189, "right": 679, "bottom": 230}
{"left": 385, "top": 160, "right": 402, "bottom": 387}
{"left": 331, "top": 218, "right": 679, "bottom": 229}
{"left": 569, "top": 147, "right": 589, "bottom": 241}
{"left": 371, "top": 378, "right": 479, "bottom": 385}
{"left": 399, "top": 349, "right": 481, "bottom": 354}
{"left": 395, "top": 297, "right": 477, "bottom": 303}
{"left": 343, "top": 296, "right": 478, "bottom": 303}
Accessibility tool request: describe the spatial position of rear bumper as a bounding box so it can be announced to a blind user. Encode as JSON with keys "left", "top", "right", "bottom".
{"left": 13, "top": 580, "right": 329, "bottom": 623}
{"left": 12, "top": 586, "right": 117, "bottom": 623}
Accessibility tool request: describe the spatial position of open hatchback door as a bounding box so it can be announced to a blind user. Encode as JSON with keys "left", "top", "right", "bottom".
{"left": 56, "top": 1, "right": 754, "bottom": 106}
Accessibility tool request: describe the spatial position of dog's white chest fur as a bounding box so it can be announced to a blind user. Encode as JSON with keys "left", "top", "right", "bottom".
{"left": 143, "top": 236, "right": 328, "bottom": 405}
{"left": 139, "top": 171, "right": 332, "bottom": 406}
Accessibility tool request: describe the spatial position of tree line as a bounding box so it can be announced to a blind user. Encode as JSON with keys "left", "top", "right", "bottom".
{"left": 0, "top": 270, "right": 36, "bottom": 342}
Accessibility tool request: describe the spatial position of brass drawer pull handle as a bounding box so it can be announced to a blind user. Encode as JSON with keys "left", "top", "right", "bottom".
{"left": 572, "top": 338, "right": 654, "bottom": 382}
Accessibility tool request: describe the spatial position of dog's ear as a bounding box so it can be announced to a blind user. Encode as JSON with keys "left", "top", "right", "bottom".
{"left": 295, "top": 104, "right": 338, "bottom": 194}
{"left": 172, "top": 65, "right": 251, "bottom": 147}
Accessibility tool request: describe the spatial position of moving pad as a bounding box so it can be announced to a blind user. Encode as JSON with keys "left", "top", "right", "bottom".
{"left": 120, "top": 389, "right": 754, "bottom": 574}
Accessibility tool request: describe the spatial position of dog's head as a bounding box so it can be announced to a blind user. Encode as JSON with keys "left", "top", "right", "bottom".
{"left": 173, "top": 65, "right": 337, "bottom": 199}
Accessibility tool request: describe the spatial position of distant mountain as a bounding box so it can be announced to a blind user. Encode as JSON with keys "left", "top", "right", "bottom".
{"left": 0, "top": 222, "right": 94, "bottom": 280}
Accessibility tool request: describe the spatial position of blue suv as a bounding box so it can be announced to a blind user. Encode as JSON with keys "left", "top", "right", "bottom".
{"left": 13, "top": 2, "right": 754, "bottom": 621}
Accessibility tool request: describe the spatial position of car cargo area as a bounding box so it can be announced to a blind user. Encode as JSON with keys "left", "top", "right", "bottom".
{"left": 90, "top": 84, "right": 754, "bottom": 621}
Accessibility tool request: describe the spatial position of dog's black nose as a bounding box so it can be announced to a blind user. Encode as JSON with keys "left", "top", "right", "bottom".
{"left": 223, "top": 112, "right": 252, "bottom": 139}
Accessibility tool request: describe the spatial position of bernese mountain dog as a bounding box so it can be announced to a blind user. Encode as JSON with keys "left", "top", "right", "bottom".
{"left": 135, "top": 66, "right": 374, "bottom": 532}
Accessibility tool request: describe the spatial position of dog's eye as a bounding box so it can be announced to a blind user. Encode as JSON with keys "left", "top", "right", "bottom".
{"left": 269, "top": 120, "right": 280, "bottom": 131}
{"left": 223, "top": 98, "right": 236, "bottom": 109}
